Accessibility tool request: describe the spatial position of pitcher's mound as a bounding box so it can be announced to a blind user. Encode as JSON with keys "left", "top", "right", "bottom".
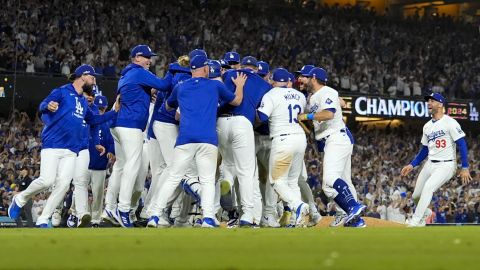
{"left": 317, "top": 216, "right": 405, "bottom": 228}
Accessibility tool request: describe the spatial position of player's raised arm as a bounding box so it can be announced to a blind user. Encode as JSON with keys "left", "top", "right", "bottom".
{"left": 228, "top": 72, "right": 247, "bottom": 106}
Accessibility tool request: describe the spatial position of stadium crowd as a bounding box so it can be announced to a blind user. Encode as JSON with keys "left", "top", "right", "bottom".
{"left": 2, "top": 110, "right": 479, "bottom": 226}
{"left": 0, "top": 0, "right": 479, "bottom": 99}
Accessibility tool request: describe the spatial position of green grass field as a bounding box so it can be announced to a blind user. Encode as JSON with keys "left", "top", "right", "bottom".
{"left": 0, "top": 227, "right": 479, "bottom": 270}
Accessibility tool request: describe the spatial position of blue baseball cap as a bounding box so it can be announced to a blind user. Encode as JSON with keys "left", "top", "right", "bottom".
{"left": 295, "top": 65, "right": 315, "bottom": 76}
{"left": 288, "top": 72, "right": 295, "bottom": 83}
{"left": 189, "top": 49, "right": 207, "bottom": 60}
{"left": 241, "top": 56, "right": 257, "bottom": 66}
{"left": 219, "top": 59, "right": 231, "bottom": 69}
{"left": 94, "top": 95, "right": 108, "bottom": 108}
{"left": 208, "top": 60, "right": 221, "bottom": 78}
{"left": 130, "top": 44, "right": 157, "bottom": 58}
{"left": 271, "top": 68, "right": 290, "bottom": 82}
{"left": 74, "top": 64, "right": 99, "bottom": 77}
{"left": 224, "top": 51, "right": 240, "bottom": 64}
{"left": 425, "top": 93, "right": 446, "bottom": 105}
{"left": 257, "top": 61, "right": 269, "bottom": 76}
{"left": 190, "top": 55, "right": 208, "bottom": 69}
{"left": 305, "top": 67, "right": 328, "bottom": 82}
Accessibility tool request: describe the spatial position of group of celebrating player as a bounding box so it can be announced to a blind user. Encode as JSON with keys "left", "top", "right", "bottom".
{"left": 7, "top": 44, "right": 472, "bottom": 229}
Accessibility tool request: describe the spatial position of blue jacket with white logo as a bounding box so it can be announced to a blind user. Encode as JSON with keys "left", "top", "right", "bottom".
{"left": 220, "top": 68, "right": 271, "bottom": 125}
{"left": 39, "top": 84, "right": 117, "bottom": 154}
{"left": 112, "top": 63, "right": 171, "bottom": 131}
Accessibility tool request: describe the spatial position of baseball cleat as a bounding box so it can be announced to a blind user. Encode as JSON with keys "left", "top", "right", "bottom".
{"left": 77, "top": 213, "right": 92, "bottom": 228}
{"left": 36, "top": 223, "right": 51, "bottom": 228}
{"left": 91, "top": 223, "right": 100, "bottom": 228}
{"left": 345, "top": 217, "right": 366, "bottom": 228}
{"left": 330, "top": 212, "right": 348, "bottom": 227}
{"left": 308, "top": 212, "right": 322, "bottom": 227}
{"left": 295, "top": 203, "right": 310, "bottom": 227}
{"left": 115, "top": 209, "right": 133, "bottom": 228}
{"left": 129, "top": 211, "right": 137, "bottom": 223}
{"left": 8, "top": 195, "right": 22, "bottom": 220}
{"left": 102, "top": 209, "right": 120, "bottom": 226}
{"left": 201, "top": 217, "right": 219, "bottom": 228}
{"left": 260, "top": 214, "right": 280, "bottom": 228}
{"left": 146, "top": 216, "right": 159, "bottom": 228}
{"left": 279, "top": 208, "right": 292, "bottom": 227}
{"left": 239, "top": 220, "right": 254, "bottom": 228}
{"left": 345, "top": 204, "right": 366, "bottom": 224}
{"left": 194, "top": 217, "right": 203, "bottom": 227}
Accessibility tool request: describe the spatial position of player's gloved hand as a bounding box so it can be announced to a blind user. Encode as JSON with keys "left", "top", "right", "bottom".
{"left": 459, "top": 168, "right": 472, "bottom": 185}
{"left": 400, "top": 164, "right": 414, "bottom": 176}
{"left": 96, "top": 145, "right": 106, "bottom": 156}
{"left": 47, "top": 101, "right": 59, "bottom": 112}
{"left": 231, "top": 72, "right": 247, "bottom": 88}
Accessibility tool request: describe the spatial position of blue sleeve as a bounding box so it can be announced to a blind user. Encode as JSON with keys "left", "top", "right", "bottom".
{"left": 140, "top": 69, "right": 172, "bottom": 92}
{"left": 166, "top": 85, "right": 179, "bottom": 109}
{"left": 410, "top": 145, "right": 429, "bottom": 167}
{"left": 39, "top": 88, "right": 63, "bottom": 114}
{"left": 85, "top": 109, "right": 117, "bottom": 126}
{"left": 257, "top": 111, "right": 269, "bottom": 123}
{"left": 218, "top": 83, "right": 235, "bottom": 104}
{"left": 220, "top": 71, "right": 236, "bottom": 107}
{"left": 91, "top": 125, "right": 100, "bottom": 146}
{"left": 455, "top": 137, "right": 469, "bottom": 168}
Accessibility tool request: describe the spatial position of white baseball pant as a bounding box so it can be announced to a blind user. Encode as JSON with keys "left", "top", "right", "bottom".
{"left": 411, "top": 160, "right": 456, "bottom": 223}
{"left": 217, "top": 116, "right": 255, "bottom": 223}
{"left": 269, "top": 134, "right": 307, "bottom": 212}
{"left": 154, "top": 143, "right": 218, "bottom": 219}
{"left": 321, "top": 131, "right": 358, "bottom": 202}
{"left": 111, "top": 127, "right": 144, "bottom": 212}
{"left": 16, "top": 149, "right": 76, "bottom": 225}
{"left": 298, "top": 161, "right": 318, "bottom": 214}
{"left": 141, "top": 136, "right": 166, "bottom": 218}
{"left": 73, "top": 149, "right": 90, "bottom": 219}
{"left": 89, "top": 169, "right": 107, "bottom": 224}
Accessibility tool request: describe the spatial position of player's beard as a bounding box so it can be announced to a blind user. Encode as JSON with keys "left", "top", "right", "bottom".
{"left": 82, "top": 83, "right": 94, "bottom": 96}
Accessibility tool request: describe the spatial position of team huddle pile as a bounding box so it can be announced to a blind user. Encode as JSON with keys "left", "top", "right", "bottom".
{"left": 6, "top": 45, "right": 472, "bottom": 229}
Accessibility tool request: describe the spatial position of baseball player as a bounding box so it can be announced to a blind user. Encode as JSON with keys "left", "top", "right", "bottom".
{"left": 8, "top": 64, "right": 118, "bottom": 227}
{"left": 257, "top": 61, "right": 270, "bottom": 80}
{"left": 147, "top": 54, "right": 246, "bottom": 228}
{"left": 109, "top": 44, "right": 171, "bottom": 228}
{"left": 257, "top": 68, "right": 310, "bottom": 227}
{"left": 224, "top": 51, "right": 241, "bottom": 70}
{"left": 218, "top": 56, "right": 272, "bottom": 227}
{"left": 298, "top": 67, "right": 366, "bottom": 228}
{"left": 88, "top": 95, "right": 115, "bottom": 227}
{"left": 401, "top": 93, "right": 472, "bottom": 227}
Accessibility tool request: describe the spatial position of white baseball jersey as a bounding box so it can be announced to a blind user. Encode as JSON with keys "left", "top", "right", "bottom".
{"left": 307, "top": 86, "right": 345, "bottom": 140}
{"left": 421, "top": 114, "right": 465, "bottom": 161}
{"left": 258, "top": 87, "right": 306, "bottom": 138}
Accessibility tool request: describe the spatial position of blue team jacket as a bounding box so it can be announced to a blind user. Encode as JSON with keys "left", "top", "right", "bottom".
{"left": 39, "top": 84, "right": 117, "bottom": 154}
{"left": 112, "top": 63, "right": 171, "bottom": 131}
{"left": 88, "top": 119, "right": 114, "bottom": 170}
{"left": 220, "top": 68, "right": 272, "bottom": 125}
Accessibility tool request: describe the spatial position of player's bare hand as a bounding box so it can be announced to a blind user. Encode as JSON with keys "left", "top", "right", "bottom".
{"left": 151, "top": 88, "right": 157, "bottom": 103}
{"left": 107, "top": 152, "right": 115, "bottom": 162}
{"left": 401, "top": 164, "right": 414, "bottom": 177}
{"left": 114, "top": 95, "right": 121, "bottom": 112}
{"left": 96, "top": 145, "right": 106, "bottom": 156}
{"left": 47, "top": 101, "right": 59, "bottom": 112}
{"left": 232, "top": 72, "right": 247, "bottom": 88}
{"left": 459, "top": 168, "right": 472, "bottom": 185}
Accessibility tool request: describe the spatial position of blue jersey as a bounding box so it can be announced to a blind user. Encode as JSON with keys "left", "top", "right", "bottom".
{"left": 80, "top": 103, "right": 100, "bottom": 151}
{"left": 220, "top": 68, "right": 271, "bottom": 125}
{"left": 167, "top": 77, "right": 235, "bottom": 147}
{"left": 88, "top": 119, "right": 114, "bottom": 170}
{"left": 39, "top": 84, "right": 117, "bottom": 154}
{"left": 112, "top": 63, "right": 171, "bottom": 131}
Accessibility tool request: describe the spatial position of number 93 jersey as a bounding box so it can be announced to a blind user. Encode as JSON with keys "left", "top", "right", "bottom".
{"left": 258, "top": 87, "right": 306, "bottom": 138}
{"left": 421, "top": 114, "right": 465, "bottom": 161}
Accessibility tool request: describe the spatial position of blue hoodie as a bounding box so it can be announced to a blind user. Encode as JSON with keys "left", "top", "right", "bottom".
{"left": 112, "top": 63, "right": 171, "bottom": 131}
{"left": 220, "top": 68, "right": 271, "bottom": 125}
{"left": 39, "top": 84, "right": 117, "bottom": 154}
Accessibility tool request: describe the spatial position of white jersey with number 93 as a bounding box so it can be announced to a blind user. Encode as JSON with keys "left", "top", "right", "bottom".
{"left": 421, "top": 114, "right": 465, "bottom": 161}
